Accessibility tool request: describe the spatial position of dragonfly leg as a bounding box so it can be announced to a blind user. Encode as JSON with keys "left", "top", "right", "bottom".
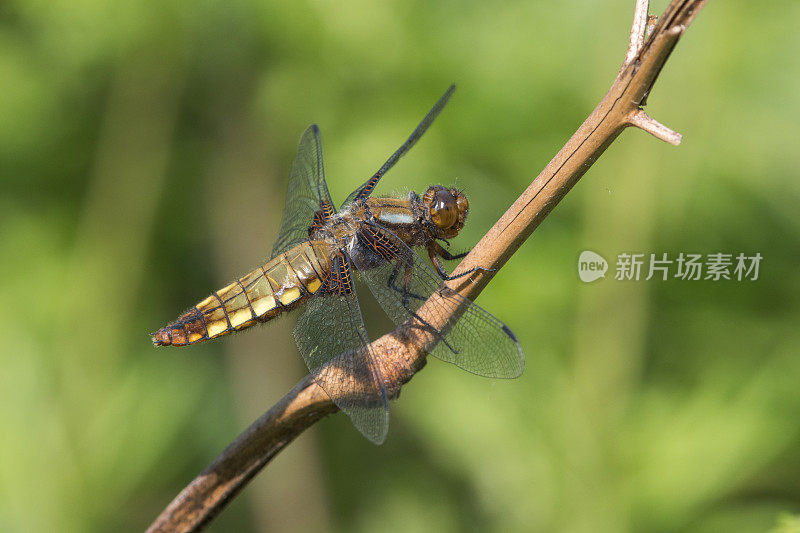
{"left": 443, "top": 267, "right": 494, "bottom": 281}
{"left": 436, "top": 246, "right": 469, "bottom": 261}
{"left": 427, "top": 242, "right": 494, "bottom": 281}
{"left": 387, "top": 263, "right": 458, "bottom": 354}
{"left": 387, "top": 264, "right": 426, "bottom": 302}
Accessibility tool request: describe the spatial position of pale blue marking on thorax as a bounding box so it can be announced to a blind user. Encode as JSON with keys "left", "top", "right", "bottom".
{"left": 377, "top": 212, "right": 414, "bottom": 225}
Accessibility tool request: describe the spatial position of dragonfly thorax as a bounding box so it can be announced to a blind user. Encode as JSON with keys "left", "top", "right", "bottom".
{"left": 312, "top": 209, "right": 360, "bottom": 250}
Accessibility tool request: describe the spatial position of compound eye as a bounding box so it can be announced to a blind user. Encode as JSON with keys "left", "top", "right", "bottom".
{"left": 430, "top": 189, "right": 457, "bottom": 229}
{"left": 455, "top": 193, "right": 469, "bottom": 213}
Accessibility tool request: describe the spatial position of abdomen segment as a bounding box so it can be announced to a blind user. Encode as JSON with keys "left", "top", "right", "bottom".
{"left": 153, "top": 241, "right": 331, "bottom": 346}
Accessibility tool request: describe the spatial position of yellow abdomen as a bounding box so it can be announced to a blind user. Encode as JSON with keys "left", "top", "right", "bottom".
{"left": 153, "top": 240, "right": 332, "bottom": 346}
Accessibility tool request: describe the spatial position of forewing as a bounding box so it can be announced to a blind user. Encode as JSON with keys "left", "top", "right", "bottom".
{"left": 342, "top": 84, "right": 456, "bottom": 207}
{"left": 293, "top": 264, "right": 389, "bottom": 444}
{"left": 272, "top": 125, "right": 335, "bottom": 258}
{"left": 353, "top": 224, "right": 524, "bottom": 378}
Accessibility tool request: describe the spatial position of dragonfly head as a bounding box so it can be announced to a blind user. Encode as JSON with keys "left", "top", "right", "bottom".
{"left": 422, "top": 185, "right": 469, "bottom": 239}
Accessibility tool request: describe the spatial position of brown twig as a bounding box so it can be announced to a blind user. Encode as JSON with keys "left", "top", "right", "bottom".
{"left": 147, "top": 0, "right": 708, "bottom": 530}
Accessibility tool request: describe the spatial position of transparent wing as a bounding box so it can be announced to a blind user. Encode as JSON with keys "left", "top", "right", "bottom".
{"left": 352, "top": 224, "right": 524, "bottom": 378}
{"left": 293, "top": 261, "right": 389, "bottom": 444}
{"left": 271, "top": 125, "right": 335, "bottom": 258}
{"left": 342, "top": 84, "right": 456, "bottom": 208}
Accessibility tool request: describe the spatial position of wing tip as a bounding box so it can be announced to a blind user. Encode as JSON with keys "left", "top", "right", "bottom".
{"left": 502, "top": 325, "right": 526, "bottom": 379}
{"left": 511, "top": 355, "right": 526, "bottom": 378}
{"left": 501, "top": 324, "right": 518, "bottom": 343}
{"left": 302, "top": 124, "right": 321, "bottom": 138}
{"left": 363, "top": 427, "right": 389, "bottom": 445}
{"left": 510, "top": 326, "right": 526, "bottom": 378}
{"left": 361, "top": 408, "right": 390, "bottom": 445}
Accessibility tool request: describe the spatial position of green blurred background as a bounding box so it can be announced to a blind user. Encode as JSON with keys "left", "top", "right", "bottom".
{"left": 2, "top": 0, "right": 799, "bottom": 531}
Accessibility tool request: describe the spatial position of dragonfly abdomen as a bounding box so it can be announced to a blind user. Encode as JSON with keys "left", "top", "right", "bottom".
{"left": 153, "top": 240, "right": 332, "bottom": 347}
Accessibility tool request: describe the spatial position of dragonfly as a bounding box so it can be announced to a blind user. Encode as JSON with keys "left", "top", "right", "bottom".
{"left": 152, "top": 85, "right": 524, "bottom": 443}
